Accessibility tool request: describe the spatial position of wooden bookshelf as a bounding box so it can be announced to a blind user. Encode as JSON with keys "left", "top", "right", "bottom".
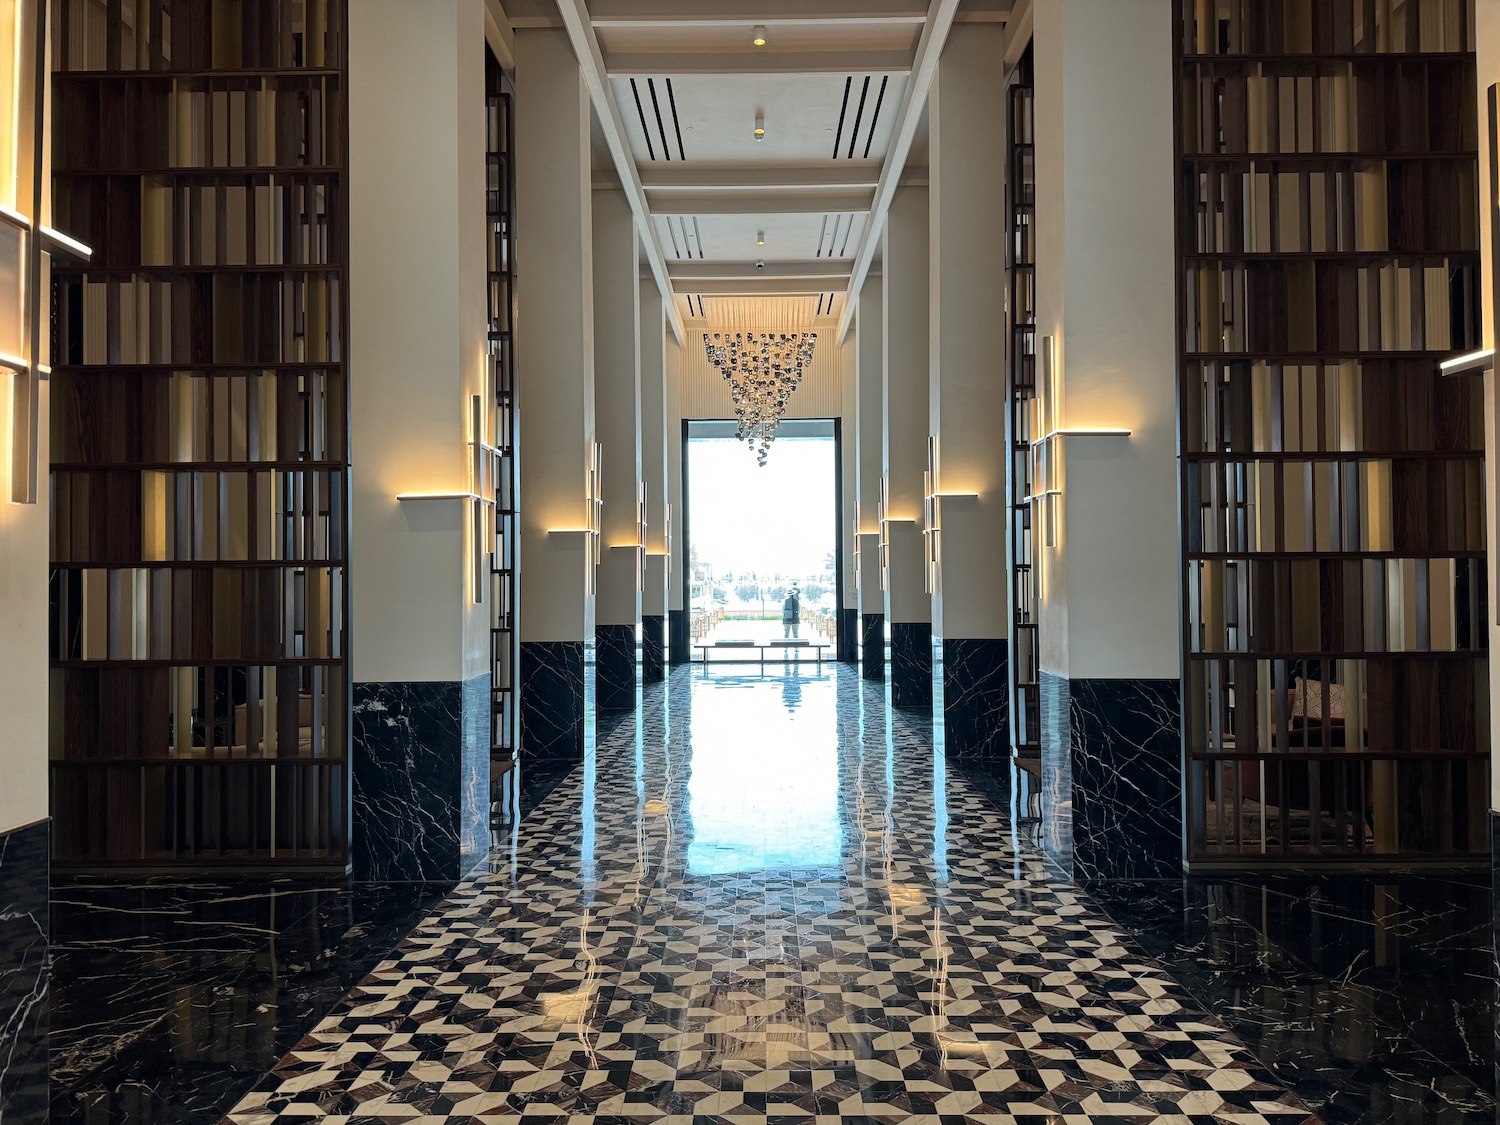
{"left": 48, "top": 0, "right": 350, "bottom": 869}
{"left": 1006, "top": 47, "right": 1039, "bottom": 758}
{"left": 1175, "top": 0, "right": 1487, "bottom": 863}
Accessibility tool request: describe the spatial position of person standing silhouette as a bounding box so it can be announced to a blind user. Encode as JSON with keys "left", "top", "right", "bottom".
{"left": 782, "top": 585, "right": 801, "bottom": 639}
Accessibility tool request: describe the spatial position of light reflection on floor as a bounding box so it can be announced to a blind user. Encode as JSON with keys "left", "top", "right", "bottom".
{"left": 686, "top": 669, "right": 842, "bottom": 875}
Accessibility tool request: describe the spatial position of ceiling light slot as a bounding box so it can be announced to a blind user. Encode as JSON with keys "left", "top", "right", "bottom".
{"left": 831, "top": 76, "right": 852, "bottom": 159}
{"left": 817, "top": 293, "right": 826, "bottom": 316}
{"left": 838, "top": 214, "right": 855, "bottom": 257}
{"left": 665, "top": 78, "right": 687, "bottom": 161}
{"left": 629, "top": 78, "right": 656, "bottom": 161}
{"left": 846, "top": 76, "right": 871, "bottom": 160}
{"left": 863, "top": 76, "right": 890, "bottom": 159}
{"left": 646, "top": 78, "right": 673, "bottom": 162}
{"left": 691, "top": 216, "right": 705, "bottom": 259}
{"left": 814, "top": 214, "right": 829, "bottom": 258}
{"left": 664, "top": 215, "right": 683, "bottom": 258}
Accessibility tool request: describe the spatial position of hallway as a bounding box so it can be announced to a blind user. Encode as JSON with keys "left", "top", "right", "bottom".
{"left": 226, "top": 668, "right": 1315, "bottom": 1124}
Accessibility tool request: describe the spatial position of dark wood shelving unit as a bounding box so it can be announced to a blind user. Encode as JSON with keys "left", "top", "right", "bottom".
{"left": 48, "top": 0, "right": 351, "bottom": 870}
{"left": 486, "top": 56, "right": 519, "bottom": 782}
{"left": 1007, "top": 46, "right": 1039, "bottom": 759}
{"left": 1175, "top": 0, "right": 1487, "bottom": 864}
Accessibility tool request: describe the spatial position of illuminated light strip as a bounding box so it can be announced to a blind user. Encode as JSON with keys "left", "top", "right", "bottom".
{"left": 1040, "top": 428, "right": 1132, "bottom": 439}
{"left": 396, "top": 491, "right": 487, "bottom": 502}
{"left": 40, "top": 225, "right": 93, "bottom": 258}
{"left": 1438, "top": 348, "right": 1495, "bottom": 376}
{"left": 0, "top": 352, "right": 29, "bottom": 372}
{"left": 0, "top": 204, "right": 30, "bottom": 229}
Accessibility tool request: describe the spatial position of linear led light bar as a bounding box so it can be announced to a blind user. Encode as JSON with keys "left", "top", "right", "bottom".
{"left": 1438, "top": 348, "right": 1495, "bottom": 377}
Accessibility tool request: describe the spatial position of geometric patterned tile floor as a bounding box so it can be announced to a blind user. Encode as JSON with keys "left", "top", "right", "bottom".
{"left": 225, "top": 667, "right": 1320, "bottom": 1124}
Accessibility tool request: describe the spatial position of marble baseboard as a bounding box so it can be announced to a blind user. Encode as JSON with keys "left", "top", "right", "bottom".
{"left": 0, "top": 819, "right": 47, "bottom": 1122}
{"left": 890, "top": 622, "right": 933, "bottom": 710}
{"left": 521, "top": 641, "right": 587, "bottom": 761}
{"left": 642, "top": 616, "right": 665, "bottom": 683}
{"left": 941, "top": 638, "right": 1009, "bottom": 761}
{"left": 837, "top": 607, "right": 860, "bottom": 664}
{"left": 861, "top": 613, "right": 885, "bottom": 681}
{"left": 352, "top": 674, "right": 491, "bottom": 883}
{"left": 668, "top": 609, "right": 690, "bottom": 666}
{"left": 1042, "top": 673, "right": 1183, "bottom": 881}
{"left": 596, "top": 624, "right": 638, "bottom": 712}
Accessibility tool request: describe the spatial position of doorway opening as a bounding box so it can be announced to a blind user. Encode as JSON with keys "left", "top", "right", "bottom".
{"left": 684, "top": 419, "right": 839, "bottom": 663}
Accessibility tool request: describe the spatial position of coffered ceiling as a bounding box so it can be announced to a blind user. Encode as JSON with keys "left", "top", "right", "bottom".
{"left": 498, "top": 0, "right": 1015, "bottom": 335}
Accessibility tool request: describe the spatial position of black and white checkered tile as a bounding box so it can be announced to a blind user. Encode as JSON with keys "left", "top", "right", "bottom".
{"left": 224, "top": 668, "right": 1319, "bottom": 1124}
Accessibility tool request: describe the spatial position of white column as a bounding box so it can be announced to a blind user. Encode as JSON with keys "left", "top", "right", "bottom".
{"left": 348, "top": 0, "right": 491, "bottom": 875}
{"left": 854, "top": 274, "right": 885, "bottom": 678}
{"left": 640, "top": 279, "right": 669, "bottom": 679}
{"left": 839, "top": 329, "right": 858, "bottom": 661}
{"left": 516, "top": 26, "right": 595, "bottom": 757}
{"left": 1032, "top": 0, "right": 1179, "bottom": 876}
{"left": 592, "top": 187, "right": 642, "bottom": 710}
{"left": 666, "top": 330, "right": 687, "bottom": 662}
{"left": 928, "top": 21, "right": 1011, "bottom": 756}
{"left": 883, "top": 185, "right": 933, "bottom": 708}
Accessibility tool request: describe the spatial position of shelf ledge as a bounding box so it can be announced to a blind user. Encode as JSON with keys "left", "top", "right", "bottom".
{"left": 1439, "top": 349, "right": 1494, "bottom": 377}
{"left": 397, "top": 491, "right": 482, "bottom": 502}
{"left": 1041, "top": 428, "right": 1132, "bottom": 439}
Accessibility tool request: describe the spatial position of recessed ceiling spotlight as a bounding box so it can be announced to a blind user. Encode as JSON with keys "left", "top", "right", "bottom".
{"left": 753, "top": 24, "right": 767, "bottom": 46}
{"left": 756, "top": 230, "right": 765, "bottom": 246}
{"left": 754, "top": 112, "right": 765, "bottom": 141}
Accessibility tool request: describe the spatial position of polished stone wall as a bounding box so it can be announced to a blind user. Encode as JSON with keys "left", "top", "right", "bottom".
{"left": 352, "top": 674, "right": 490, "bottom": 882}
{"left": 596, "top": 624, "right": 637, "bottom": 712}
{"left": 838, "top": 608, "right": 860, "bottom": 664}
{"left": 861, "top": 613, "right": 884, "bottom": 681}
{"left": 941, "top": 638, "right": 1008, "bottom": 759}
{"left": 642, "top": 615, "right": 665, "bottom": 683}
{"left": 668, "top": 609, "right": 690, "bottom": 666}
{"left": 520, "top": 640, "right": 588, "bottom": 759}
{"left": 890, "top": 622, "right": 933, "bottom": 710}
{"left": 0, "top": 820, "right": 47, "bottom": 1121}
{"left": 1042, "top": 672, "right": 1182, "bottom": 880}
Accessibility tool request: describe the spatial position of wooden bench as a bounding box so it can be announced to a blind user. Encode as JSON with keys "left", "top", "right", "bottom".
{"left": 694, "top": 639, "right": 830, "bottom": 668}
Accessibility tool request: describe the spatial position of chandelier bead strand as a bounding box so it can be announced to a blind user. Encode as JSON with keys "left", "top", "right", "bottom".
{"left": 703, "top": 330, "right": 817, "bottom": 466}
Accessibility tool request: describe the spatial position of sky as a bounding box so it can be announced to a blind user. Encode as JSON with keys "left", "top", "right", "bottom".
{"left": 687, "top": 435, "right": 836, "bottom": 579}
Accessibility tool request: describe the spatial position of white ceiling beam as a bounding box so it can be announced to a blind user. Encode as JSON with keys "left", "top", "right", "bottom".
{"left": 552, "top": 0, "right": 686, "bottom": 344}
{"left": 676, "top": 278, "right": 851, "bottom": 296}
{"left": 639, "top": 165, "right": 883, "bottom": 192}
{"left": 604, "top": 49, "right": 914, "bottom": 75}
{"left": 589, "top": 0, "right": 929, "bottom": 25}
{"left": 483, "top": 0, "right": 517, "bottom": 72}
{"left": 838, "top": 0, "right": 959, "bottom": 340}
{"left": 669, "top": 261, "right": 853, "bottom": 282}
{"left": 651, "top": 190, "right": 874, "bottom": 216}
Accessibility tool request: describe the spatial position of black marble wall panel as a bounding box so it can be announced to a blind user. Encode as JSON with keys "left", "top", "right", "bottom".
{"left": 668, "top": 609, "right": 690, "bottom": 666}
{"left": 0, "top": 819, "right": 47, "bottom": 1122}
{"left": 596, "top": 625, "right": 638, "bottom": 712}
{"left": 890, "top": 622, "right": 933, "bottom": 710}
{"left": 642, "top": 616, "right": 665, "bottom": 683}
{"left": 352, "top": 674, "right": 490, "bottom": 882}
{"left": 521, "top": 641, "right": 587, "bottom": 760}
{"left": 861, "top": 613, "right": 885, "bottom": 681}
{"left": 1041, "top": 673, "right": 1183, "bottom": 881}
{"left": 837, "top": 608, "right": 859, "bottom": 663}
{"left": 941, "top": 638, "right": 1009, "bottom": 762}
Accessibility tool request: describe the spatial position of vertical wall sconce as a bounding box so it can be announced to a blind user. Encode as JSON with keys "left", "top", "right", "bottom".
{"left": 395, "top": 388, "right": 499, "bottom": 607}
{"left": 1027, "top": 334, "right": 1131, "bottom": 551}
{"left": 877, "top": 478, "right": 891, "bottom": 592}
{"left": 922, "top": 433, "right": 977, "bottom": 594}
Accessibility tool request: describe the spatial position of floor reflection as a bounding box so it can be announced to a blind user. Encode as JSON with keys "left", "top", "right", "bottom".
{"left": 686, "top": 669, "right": 840, "bottom": 874}
{"left": 224, "top": 666, "right": 1321, "bottom": 1123}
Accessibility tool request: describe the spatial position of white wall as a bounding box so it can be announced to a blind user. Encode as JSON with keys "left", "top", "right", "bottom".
{"left": 0, "top": 0, "right": 48, "bottom": 834}
{"left": 1478, "top": 6, "right": 1500, "bottom": 808}
{"left": 641, "top": 283, "right": 670, "bottom": 617}
{"left": 1033, "top": 0, "right": 1179, "bottom": 681}
{"left": 349, "top": 0, "right": 490, "bottom": 684}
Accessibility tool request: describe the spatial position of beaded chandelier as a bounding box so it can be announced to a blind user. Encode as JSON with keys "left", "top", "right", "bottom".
{"left": 703, "top": 331, "right": 818, "bottom": 465}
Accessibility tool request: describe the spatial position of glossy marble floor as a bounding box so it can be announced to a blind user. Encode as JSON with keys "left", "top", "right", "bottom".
{"left": 222, "top": 667, "right": 1319, "bottom": 1124}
